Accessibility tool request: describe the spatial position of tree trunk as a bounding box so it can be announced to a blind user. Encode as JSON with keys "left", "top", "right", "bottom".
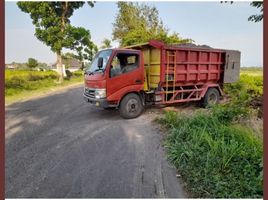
{"left": 57, "top": 53, "right": 64, "bottom": 83}
{"left": 81, "top": 60, "right": 84, "bottom": 70}
{"left": 55, "top": 1, "right": 69, "bottom": 83}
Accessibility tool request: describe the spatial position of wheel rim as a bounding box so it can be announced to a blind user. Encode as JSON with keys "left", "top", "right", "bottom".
{"left": 208, "top": 93, "right": 217, "bottom": 105}
{"left": 126, "top": 99, "right": 139, "bottom": 113}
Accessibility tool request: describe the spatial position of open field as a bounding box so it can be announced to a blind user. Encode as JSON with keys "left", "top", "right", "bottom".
{"left": 240, "top": 67, "right": 263, "bottom": 76}
{"left": 5, "top": 69, "right": 84, "bottom": 105}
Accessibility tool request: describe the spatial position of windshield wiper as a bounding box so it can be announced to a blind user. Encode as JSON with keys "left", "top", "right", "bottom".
{"left": 94, "top": 68, "right": 104, "bottom": 73}
{"left": 84, "top": 71, "right": 94, "bottom": 75}
{"left": 84, "top": 68, "right": 104, "bottom": 75}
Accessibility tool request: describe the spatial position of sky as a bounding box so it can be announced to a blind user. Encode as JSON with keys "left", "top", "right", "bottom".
{"left": 5, "top": 1, "right": 263, "bottom": 67}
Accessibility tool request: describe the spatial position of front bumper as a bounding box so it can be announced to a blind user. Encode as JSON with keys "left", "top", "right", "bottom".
{"left": 83, "top": 93, "right": 114, "bottom": 108}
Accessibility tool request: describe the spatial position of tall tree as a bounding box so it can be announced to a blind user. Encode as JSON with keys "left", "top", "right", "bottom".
{"left": 112, "top": 2, "right": 192, "bottom": 47}
{"left": 17, "top": 2, "right": 96, "bottom": 83}
{"left": 100, "top": 38, "right": 112, "bottom": 49}
{"left": 248, "top": 2, "right": 263, "bottom": 22}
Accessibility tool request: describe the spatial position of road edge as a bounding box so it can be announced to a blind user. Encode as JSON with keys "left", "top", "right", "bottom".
{"left": 5, "top": 82, "right": 83, "bottom": 107}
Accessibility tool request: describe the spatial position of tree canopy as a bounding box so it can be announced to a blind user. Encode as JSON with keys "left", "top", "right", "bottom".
{"left": 100, "top": 38, "right": 112, "bottom": 49}
{"left": 17, "top": 2, "right": 96, "bottom": 81}
{"left": 112, "top": 2, "right": 193, "bottom": 47}
{"left": 248, "top": 2, "right": 263, "bottom": 22}
{"left": 27, "top": 58, "right": 38, "bottom": 69}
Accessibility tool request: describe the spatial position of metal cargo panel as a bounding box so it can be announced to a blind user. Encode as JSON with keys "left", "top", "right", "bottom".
{"left": 160, "top": 48, "right": 224, "bottom": 87}
{"left": 223, "top": 50, "right": 241, "bottom": 83}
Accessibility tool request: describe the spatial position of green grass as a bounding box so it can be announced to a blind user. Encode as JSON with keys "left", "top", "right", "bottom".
{"left": 240, "top": 70, "right": 263, "bottom": 77}
{"left": 5, "top": 69, "right": 84, "bottom": 104}
{"left": 158, "top": 105, "right": 263, "bottom": 198}
{"left": 157, "top": 68, "right": 263, "bottom": 198}
{"left": 240, "top": 67, "right": 263, "bottom": 77}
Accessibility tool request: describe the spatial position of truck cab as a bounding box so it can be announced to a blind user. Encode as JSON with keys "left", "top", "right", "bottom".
{"left": 83, "top": 48, "right": 145, "bottom": 118}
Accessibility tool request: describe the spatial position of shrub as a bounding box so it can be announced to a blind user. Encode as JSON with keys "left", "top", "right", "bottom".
{"left": 224, "top": 74, "right": 263, "bottom": 117}
{"left": 65, "top": 70, "right": 72, "bottom": 80}
{"left": 72, "top": 70, "right": 83, "bottom": 77}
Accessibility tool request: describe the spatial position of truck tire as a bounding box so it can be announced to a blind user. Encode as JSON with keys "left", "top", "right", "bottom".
{"left": 202, "top": 88, "right": 220, "bottom": 108}
{"left": 119, "top": 93, "right": 144, "bottom": 119}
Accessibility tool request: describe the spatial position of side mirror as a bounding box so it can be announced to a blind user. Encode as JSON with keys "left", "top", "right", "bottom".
{"left": 97, "top": 57, "right": 103, "bottom": 68}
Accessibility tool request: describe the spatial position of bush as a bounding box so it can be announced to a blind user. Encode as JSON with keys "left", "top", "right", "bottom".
{"left": 72, "top": 70, "right": 83, "bottom": 77}
{"left": 224, "top": 74, "right": 263, "bottom": 117}
{"left": 158, "top": 104, "right": 263, "bottom": 198}
{"left": 65, "top": 70, "right": 72, "bottom": 80}
{"left": 225, "top": 74, "right": 262, "bottom": 102}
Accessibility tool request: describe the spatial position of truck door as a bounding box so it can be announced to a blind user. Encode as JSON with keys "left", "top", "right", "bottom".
{"left": 106, "top": 50, "right": 144, "bottom": 99}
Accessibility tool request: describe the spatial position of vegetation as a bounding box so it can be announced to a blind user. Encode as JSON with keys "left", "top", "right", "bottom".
{"left": 6, "top": 61, "right": 49, "bottom": 70}
{"left": 157, "top": 67, "right": 263, "bottom": 198}
{"left": 17, "top": 2, "right": 97, "bottom": 82}
{"left": 240, "top": 67, "right": 263, "bottom": 76}
{"left": 158, "top": 106, "right": 262, "bottom": 198}
{"left": 27, "top": 58, "right": 38, "bottom": 69}
{"left": 5, "top": 69, "right": 83, "bottom": 104}
{"left": 225, "top": 68, "right": 263, "bottom": 117}
{"left": 112, "top": 2, "right": 193, "bottom": 47}
{"left": 248, "top": 2, "right": 263, "bottom": 22}
{"left": 100, "top": 38, "right": 112, "bottom": 49}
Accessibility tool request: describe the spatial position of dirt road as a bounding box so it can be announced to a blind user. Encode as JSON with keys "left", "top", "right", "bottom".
{"left": 5, "top": 85, "right": 186, "bottom": 198}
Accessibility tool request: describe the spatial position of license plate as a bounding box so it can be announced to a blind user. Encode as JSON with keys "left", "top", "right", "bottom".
{"left": 96, "top": 102, "right": 100, "bottom": 106}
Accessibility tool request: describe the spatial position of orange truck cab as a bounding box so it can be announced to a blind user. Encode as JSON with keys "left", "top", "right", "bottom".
{"left": 83, "top": 40, "right": 240, "bottom": 119}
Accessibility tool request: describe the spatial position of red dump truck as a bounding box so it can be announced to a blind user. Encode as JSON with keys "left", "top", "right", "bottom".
{"left": 84, "top": 40, "right": 240, "bottom": 119}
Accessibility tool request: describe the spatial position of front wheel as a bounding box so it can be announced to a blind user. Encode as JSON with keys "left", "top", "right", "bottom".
{"left": 201, "top": 88, "right": 220, "bottom": 108}
{"left": 119, "top": 93, "right": 144, "bottom": 119}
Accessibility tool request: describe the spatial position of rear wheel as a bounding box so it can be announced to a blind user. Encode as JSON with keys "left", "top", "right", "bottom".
{"left": 119, "top": 93, "right": 144, "bottom": 119}
{"left": 201, "top": 88, "right": 220, "bottom": 107}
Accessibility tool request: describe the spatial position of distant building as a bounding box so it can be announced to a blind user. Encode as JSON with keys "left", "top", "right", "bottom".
{"left": 5, "top": 63, "right": 18, "bottom": 69}
{"left": 51, "top": 58, "right": 82, "bottom": 72}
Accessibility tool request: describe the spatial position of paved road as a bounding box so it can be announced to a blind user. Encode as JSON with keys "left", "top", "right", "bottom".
{"left": 5, "top": 85, "right": 186, "bottom": 198}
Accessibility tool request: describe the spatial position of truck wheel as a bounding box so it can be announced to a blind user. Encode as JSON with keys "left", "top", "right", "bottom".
{"left": 202, "top": 88, "right": 220, "bottom": 107}
{"left": 119, "top": 93, "right": 144, "bottom": 119}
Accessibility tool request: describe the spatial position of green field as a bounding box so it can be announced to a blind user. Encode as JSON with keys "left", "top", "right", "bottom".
{"left": 157, "top": 67, "right": 263, "bottom": 198}
{"left": 5, "top": 69, "right": 84, "bottom": 104}
{"left": 240, "top": 67, "right": 263, "bottom": 77}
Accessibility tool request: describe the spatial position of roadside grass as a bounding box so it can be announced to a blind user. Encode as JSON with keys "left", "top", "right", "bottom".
{"left": 5, "top": 69, "right": 84, "bottom": 105}
{"left": 157, "top": 68, "right": 263, "bottom": 198}
{"left": 157, "top": 105, "right": 263, "bottom": 198}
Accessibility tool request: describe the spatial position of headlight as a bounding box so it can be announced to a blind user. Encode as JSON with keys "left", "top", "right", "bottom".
{"left": 95, "top": 89, "right": 106, "bottom": 99}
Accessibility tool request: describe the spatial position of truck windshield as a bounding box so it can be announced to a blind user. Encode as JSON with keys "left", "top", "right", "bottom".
{"left": 86, "top": 49, "right": 112, "bottom": 74}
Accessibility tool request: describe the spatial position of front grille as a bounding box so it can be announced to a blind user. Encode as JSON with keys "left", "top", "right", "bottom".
{"left": 84, "top": 88, "right": 95, "bottom": 98}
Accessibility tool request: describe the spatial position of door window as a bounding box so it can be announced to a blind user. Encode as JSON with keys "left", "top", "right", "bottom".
{"left": 110, "top": 53, "right": 139, "bottom": 77}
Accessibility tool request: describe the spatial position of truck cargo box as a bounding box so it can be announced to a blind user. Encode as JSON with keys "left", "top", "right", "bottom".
{"left": 125, "top": 40, "right": 240, "bottom": 91}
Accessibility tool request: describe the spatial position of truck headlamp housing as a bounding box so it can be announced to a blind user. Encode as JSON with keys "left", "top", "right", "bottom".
{"left": 95, "top": 89, "right": 106, "bottom": 99}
